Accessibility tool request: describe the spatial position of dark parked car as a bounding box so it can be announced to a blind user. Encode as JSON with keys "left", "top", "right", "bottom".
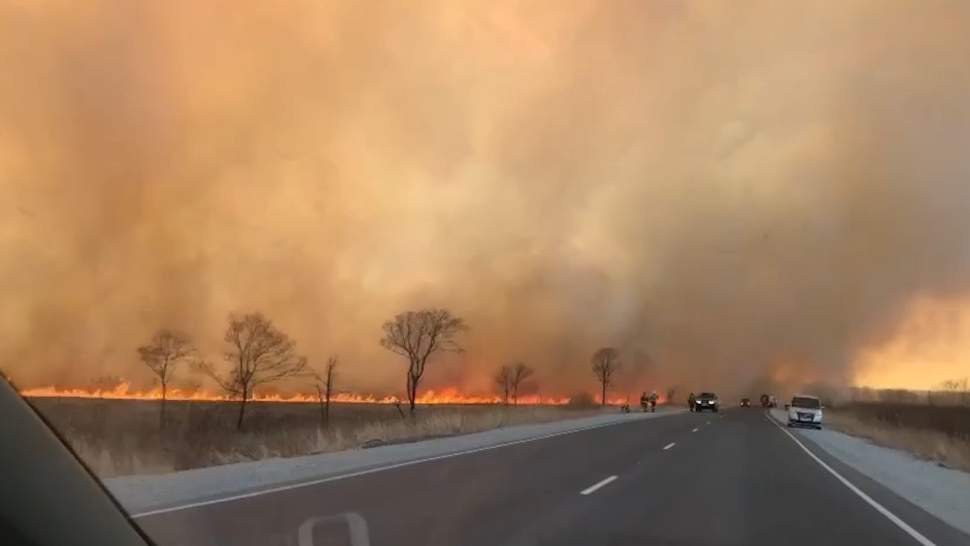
{"left": 740, "top": 398, "right": 751, "bottom": 407}
{"left": 694, "top": 392, "right": 720, "bottom": 412}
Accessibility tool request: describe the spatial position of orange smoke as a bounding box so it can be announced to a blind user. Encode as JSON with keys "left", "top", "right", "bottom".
{"left": 18, "top": 382, "right": 573, "bottom": 405}
{"left": 852, "top": 296, "right": 970, "bottom": 390}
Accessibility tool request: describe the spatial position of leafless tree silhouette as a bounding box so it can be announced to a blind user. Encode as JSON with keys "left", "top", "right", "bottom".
{"left": 940, "top": 377, "right": 968, "bottom": 392}
{"left": 591, "top": 347, "right": 621, "bottom": 406}
{"left": 509, "top": 362, "right": 534, "bottom": 406}
{"left": 494, "top": 365, "right": 512, "bottom": 405}
{"left": 380, "top": 308, "right": 467, "bottom": 414}
{"left": 199, "top": 312, "right": 307, "bottom": 429}
{"left": 92, "top": 375, "right": 123, "bottom": 398}
{"left": 666, "top": 387, "right": 677, "bottom": 406}
{"left": 137, "top": 329, "right": 195, "bottom": 427}
{"left": 313, "top": 356, "right": 338, "bottom": 426}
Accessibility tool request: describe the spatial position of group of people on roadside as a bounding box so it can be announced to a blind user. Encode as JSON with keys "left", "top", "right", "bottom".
{"left": 632, "top": 391, "right": 707, "bottom": 412}
{"left": 639, "top": 391, "right": 658, "bottom": 412}
{"left": 626, "top": 391, "right": 708, "bottom": 413}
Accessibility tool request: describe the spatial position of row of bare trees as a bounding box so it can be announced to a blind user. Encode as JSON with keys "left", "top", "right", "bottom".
{"left": 136, "top": 308, "right": 467, "bottom": 429}
{"left": 492, "top": 346, "right": 623, "bottom": 407}
{"left": 136, "top": 308, "right": 641, "bottom": 429}
{"left": 940, "top": 378, "right": 969, "bottom": 392}
{"left": 136, "top": 313, "right": 313, "bottom": 430}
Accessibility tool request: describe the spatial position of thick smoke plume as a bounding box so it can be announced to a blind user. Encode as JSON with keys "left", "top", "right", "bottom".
{"left": 3, "top": 1, "right": 970, "bottom": 399}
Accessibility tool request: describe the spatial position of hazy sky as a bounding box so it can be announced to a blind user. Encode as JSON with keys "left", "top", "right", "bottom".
{"left": 3, "top": 0, "right": 970, "bottom": 398}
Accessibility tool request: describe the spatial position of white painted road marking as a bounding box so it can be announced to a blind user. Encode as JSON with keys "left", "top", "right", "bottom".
{"left": 663, "top": 442, "right": 676, "bottom": 450}
{"left": 580, "top": 475, "right": 618, "bottom": 495}
{"left": 129, "top": 413, "right": 676, "bottom": 519}
{"left": 691, "top": 427, "right": 699, "bottom": 432}
{"left": 766, "top": 414, "right": 936, "bottom": 546}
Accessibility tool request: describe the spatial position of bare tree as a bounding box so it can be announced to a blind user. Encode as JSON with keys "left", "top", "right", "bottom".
{"left": 92, "top": 375, "right": 124, "bottom": 397}
{"left": 312, "top": 356, "right": 338, "bottom": 426}
{"left": 666, "top": 386, "right": 677, "bottom": 406}
{"left": 200, "top": 312, "right": 308, "bottom": 430}
{"left": 940, "top": 377, "right": 970, "bottom": 404}
{"left": 509, "top": 362, "right": 534, "bottom": 406}
{"left": 940, "top": 377, "right": 968, "bottom": 392}
{"left": 591, "top": 347, "right": 621, "bottom": 406}
{"left": 391, "top": 396, "right": 407, "bottom": 420}
{"left": 137, "top": 329, "right": 195, "bottom": 427}
{"left": 380, "top": 308, "right": 467, "bottom": 414}
{"left": 494, "top": 365, "right": 512, "bottom": 405}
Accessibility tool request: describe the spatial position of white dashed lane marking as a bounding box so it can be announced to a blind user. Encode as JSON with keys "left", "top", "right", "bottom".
{"left": 580, "top": 475, "right": 618, "bottom": 496}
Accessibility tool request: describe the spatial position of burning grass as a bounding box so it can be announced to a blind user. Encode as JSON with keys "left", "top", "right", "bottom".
{"left": 825, "top": 402, "right": 970, "bottom": 472}
{"left": 27, "top": 397, "right": 608, "bottom": 478}
{"left": 19, "top": 382, "right": 570, "bottom": 405}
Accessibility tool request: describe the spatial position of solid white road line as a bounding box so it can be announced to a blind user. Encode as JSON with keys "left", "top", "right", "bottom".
{"left": 691, "top": 427, "right": 699, "bottom": 432}
{"left": 580, "top": 475, "right": 618, "bottom": 495}
{"left": 663, "top": 442, "right": 676, "bottom": 450}
{"left": 130, "top": 413, "right": 672, "bottom": 519}
{"left": 765, "top": 414, "right": 936, "bottom": 546}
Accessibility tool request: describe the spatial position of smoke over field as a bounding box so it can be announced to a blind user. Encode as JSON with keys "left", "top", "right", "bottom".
{"left": 3, "top": 1, "right": 970, "bottom": 399}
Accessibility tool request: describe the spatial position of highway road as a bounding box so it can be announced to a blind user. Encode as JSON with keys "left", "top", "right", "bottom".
{"left": 132, "top": 409, "right": 970, "bottom": 546}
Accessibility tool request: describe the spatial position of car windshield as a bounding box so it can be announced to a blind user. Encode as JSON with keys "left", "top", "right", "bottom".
{"left": 5, "top": 3, "right": 970, "bottom": 546}
{"left": 792, "top": 397, "right": 821, "bottom": 409}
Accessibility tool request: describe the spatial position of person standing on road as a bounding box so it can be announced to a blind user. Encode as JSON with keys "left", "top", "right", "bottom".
{"left": 687, "top": 392, "right": 696, "bottom": 412}
{"left": 648, "top": 391, "right": 658, "bottom": 412}
{"left": 640, "top": 392, "right": 649, "bottom": 412}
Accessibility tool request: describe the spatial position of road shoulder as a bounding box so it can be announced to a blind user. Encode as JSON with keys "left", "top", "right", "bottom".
{"left": 768, "top": 408, "right": 970, "bottom": 538}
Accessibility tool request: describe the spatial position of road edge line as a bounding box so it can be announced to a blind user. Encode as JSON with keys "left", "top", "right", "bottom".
{"left": 764, "top": 412, "right": 936, "bottom": 546}
{"left": 131, "top": 411, "right": 680, "bottom": 519}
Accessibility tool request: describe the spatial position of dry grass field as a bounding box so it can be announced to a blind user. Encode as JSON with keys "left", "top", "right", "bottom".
{"left": 27, "top": 397, "right": 608, "bottom": 478}
{"left": 825, "top": 401, "right": 970, "bottom": 472}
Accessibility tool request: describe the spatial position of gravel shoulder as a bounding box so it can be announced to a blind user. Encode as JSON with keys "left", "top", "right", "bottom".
{"left": 769, "top": 408, "right": 970, "bottom": 536}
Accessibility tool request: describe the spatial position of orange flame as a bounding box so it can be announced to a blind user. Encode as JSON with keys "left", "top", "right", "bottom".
{"left": 18, "top": 382, "right": 576, "bottom": 405}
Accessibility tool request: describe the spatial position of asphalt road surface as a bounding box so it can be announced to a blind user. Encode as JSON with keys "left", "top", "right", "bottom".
{"left": 133, "top": 409, "right": 970, "bottom": 546}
